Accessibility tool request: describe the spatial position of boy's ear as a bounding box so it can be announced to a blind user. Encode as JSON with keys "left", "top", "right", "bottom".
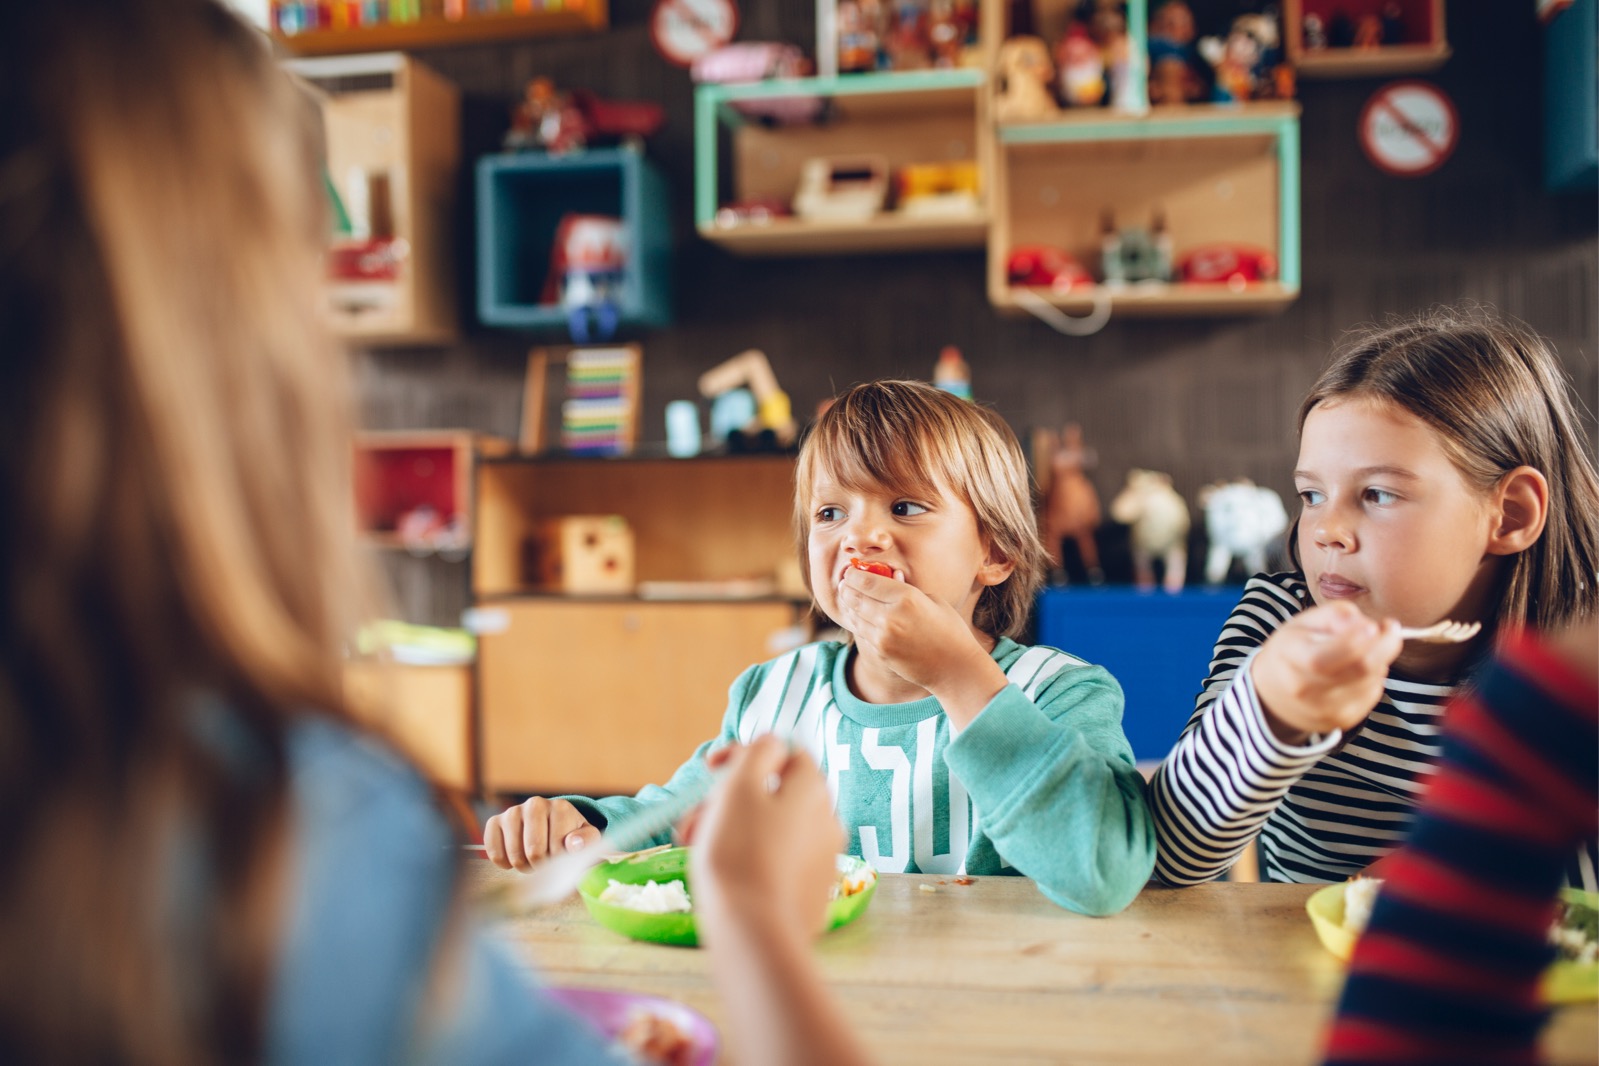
{"left": 978, "top": 542, "right": 1016, "bottom": 587}
{"left": 1486, "top": 466, "right": 1549, "bottom": 556}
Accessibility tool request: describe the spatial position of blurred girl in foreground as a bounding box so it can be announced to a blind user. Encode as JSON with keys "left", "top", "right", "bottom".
{"left": 0, "top": 3, "right": 867, "bottom": 1064}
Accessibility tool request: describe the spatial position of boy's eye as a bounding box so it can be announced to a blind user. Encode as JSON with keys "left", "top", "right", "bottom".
{"left": 891, "top": 500, "right": 929, "bottom": 517}
{"left": 1297, "top": 488, "right": 1325, "bottom": 506}
{"left": 816, "top": 506, "right": 843, "bottom": 524}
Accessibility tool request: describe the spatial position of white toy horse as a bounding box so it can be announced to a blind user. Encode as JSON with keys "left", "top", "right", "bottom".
{"left": 1199, "top": 478, "right": 1287, "bottom": 585}
{"left": 1109, "top": 469, "right": 1190, "bottom": 593}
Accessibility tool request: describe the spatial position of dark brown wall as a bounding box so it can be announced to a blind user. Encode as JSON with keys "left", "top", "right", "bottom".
{"left": 357, "top": 2, "right": 1599, "bottom": 624}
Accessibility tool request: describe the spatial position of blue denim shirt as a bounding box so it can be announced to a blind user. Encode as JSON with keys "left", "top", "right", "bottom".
{"left": 265, "top": 716, "right": 629, "bottom": 1065}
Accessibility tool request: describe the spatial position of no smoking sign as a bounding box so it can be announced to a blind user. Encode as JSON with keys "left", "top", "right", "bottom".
{"left": 1359, "top": 80, "right": 1459, "bottom": 178}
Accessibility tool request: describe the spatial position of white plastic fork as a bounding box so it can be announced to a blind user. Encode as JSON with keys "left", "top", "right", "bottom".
{"left": 1397, "top": 620, "right": 1482, "bottom": 643}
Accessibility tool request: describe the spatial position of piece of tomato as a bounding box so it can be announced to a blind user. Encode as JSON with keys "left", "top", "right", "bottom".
{"left": 848, "top": 558, "right": 895, "bottom": 578}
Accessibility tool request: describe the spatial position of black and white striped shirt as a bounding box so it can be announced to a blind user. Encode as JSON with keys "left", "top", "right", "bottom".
{"left": 1150, "top": 572, "right": 1599, "bottom": 889}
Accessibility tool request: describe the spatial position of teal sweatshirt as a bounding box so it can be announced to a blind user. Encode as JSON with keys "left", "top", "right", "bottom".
{"left": 566, "top": 637, "right": 1156, "bottom": 916}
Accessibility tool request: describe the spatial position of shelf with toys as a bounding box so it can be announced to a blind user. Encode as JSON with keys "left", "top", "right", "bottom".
{"left": 1285, "top": 0, "right": 1449, "bottom": 79}
{"left": 470, "top": 450, "right": 806, "bottom": 793}
{"left": 268, "top": 0, "right": 608, "bottom": 57}
{"left": 982, "top": 1, "right": 1300, "bottom": 319}
{"left": 291, "top": 52, "right": 461, "bottom": 346}
{"left": 354, "top": 430, "right": 512, "bottom": 553}
{"left": 694, "top": 68, "right": 993, "bottom": 257}
{"left": 476, "top": 144, "right": 673, "bottom": 335}
{"left": 990, "top": 101, "right": 1300, "bottom": 317}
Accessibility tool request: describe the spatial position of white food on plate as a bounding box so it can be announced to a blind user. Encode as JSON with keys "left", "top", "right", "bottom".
{"left": 599, "top": 878, "right": 693, "bottom": 914}
{"left": 1342, "top": 876, "right": 1382, "bottom": 935}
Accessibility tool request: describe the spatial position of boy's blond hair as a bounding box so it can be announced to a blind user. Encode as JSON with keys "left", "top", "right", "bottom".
{"left": 793, "top": 380, "right": 1048, "bottom": 640}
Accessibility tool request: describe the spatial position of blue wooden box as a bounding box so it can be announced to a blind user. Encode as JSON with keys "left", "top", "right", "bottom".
{"left": 476, "top": 145, "right": 673, "bottom": 331}
{"left": 1034, "top": 585, "right": 1240, "bottom": 766}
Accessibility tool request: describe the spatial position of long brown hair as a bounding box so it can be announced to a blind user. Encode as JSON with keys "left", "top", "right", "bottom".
{"left": 1288, "top": 308, "right": 1599, "bottom": 633}
{"left": 794, "top": 381, "right": 1048, "bottom": 640}
{"left": 0, "top": 2, "right": 365, "bottom": 1063}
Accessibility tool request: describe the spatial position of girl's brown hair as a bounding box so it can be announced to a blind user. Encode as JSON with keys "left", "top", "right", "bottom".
{"left": 794, "top": 380, "right": 1048, "bottom": 640}
{"left": 1288, "top": 308, "right": 1599, "bottom": 633}
{"left": 0, "top": 2, "right": 367, "bottom": 1062}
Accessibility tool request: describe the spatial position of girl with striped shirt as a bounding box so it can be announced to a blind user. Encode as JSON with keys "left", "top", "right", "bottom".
{"left": 1151, "top": 310, "right": 1599, "bottom": 888}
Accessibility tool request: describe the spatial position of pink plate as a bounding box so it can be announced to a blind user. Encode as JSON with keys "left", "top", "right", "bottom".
{"left": 546, "top": 985, "right": 719, "bottom": 1066}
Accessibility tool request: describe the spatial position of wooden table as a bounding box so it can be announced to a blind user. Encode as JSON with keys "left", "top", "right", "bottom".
{"left": 468, "top": 865, "right": 1599, "bottom": 1065}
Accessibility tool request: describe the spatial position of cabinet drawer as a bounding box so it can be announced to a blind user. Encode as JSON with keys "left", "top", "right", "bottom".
{"left": 479, "top": 599, "right": 798, "bottom": 794}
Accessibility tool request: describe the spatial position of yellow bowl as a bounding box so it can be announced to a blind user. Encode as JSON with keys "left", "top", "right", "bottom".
{"left": 1306, "top": 883, "right": 1598, "bottom": 1004}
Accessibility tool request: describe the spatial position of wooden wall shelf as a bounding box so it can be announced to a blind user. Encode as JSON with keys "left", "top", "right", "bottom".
{"left": 1285, "top": 0, "right": 1449, "bottom": 79}
{"left": 270, "top": 2, "right": 608, "bottom": 56}
{"left": 694, "top": 69, "right": 991, "bottom": 258}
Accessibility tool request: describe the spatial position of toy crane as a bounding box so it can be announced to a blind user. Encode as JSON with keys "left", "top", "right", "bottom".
{"left": 697, "top": 349, "right": 797, "bottom": 450}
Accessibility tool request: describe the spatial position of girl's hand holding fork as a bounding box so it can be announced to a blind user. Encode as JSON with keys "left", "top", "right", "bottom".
{"left": 1252, "top": 601, "right": 1404, "bottom": 746}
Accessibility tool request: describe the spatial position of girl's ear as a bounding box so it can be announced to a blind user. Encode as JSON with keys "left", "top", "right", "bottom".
{"left": 1487, "top": 465, "right": 1549, "bottom": 556}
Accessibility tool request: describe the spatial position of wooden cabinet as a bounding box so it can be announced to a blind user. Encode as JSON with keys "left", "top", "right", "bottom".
{"left": 477, "top": 599, "right": 796, "bottom": 793}
{"left": 291, "top": 53, "right": 460, "bottom": 346}
{"left": 345, "top": 659, "right": 475, "bottom": 791}
{"left": 472, "top": 453, "right": 804, "bottom": 795}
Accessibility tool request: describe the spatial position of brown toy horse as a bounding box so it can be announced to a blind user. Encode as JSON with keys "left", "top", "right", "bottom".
{"left": 1036, "top": 424, "right": 1103, "bottom": 585}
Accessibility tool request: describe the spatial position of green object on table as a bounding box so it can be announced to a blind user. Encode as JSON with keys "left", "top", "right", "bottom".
{"left": 578, "top": 846, "right": 877, "bottom": 948}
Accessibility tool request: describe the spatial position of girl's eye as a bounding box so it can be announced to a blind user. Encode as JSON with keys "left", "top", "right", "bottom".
{"left": 1364, "top": 488, "right": 1398, "bottom": 505}
{"left": 816, "top": 506, "right": 843, "bottom": 524}
{"left": 1297, "top": 488, "right": 1325, "bottom": 506}
{"left": 891, "top": 500, "right": 929, "bottom": 517}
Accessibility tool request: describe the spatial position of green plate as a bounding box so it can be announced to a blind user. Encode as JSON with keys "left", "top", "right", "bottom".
{"left": 578, "top": 847, "right": 877, "bottom": 948}
{"left": 1306, "top": 883, "right": 1599, "bottom": 1005}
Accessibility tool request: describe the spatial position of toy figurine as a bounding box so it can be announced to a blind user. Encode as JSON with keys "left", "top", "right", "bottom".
{"left": 1198, "top": 11, "right": 1290, "bottom": 103}
{"left": 837, "top": 0, "right": 883, "bottom": 72}
{"left": 1054, "top": 22, "right": 1105, "bottom": 107}
{"left": 503, "top": 76, "right": 585, "bottom": 153}
{"left": 1302, "top": 12, "right": 1327, "bottom": 51}
{"left": 1353, "top": 13, "right": 1383, "bottom": 47}
{"left": 1037, "top": 424, "right": 1103, "bottom": 586}
{"left": 927, "top": 0, "right": 965, "bottom": 67}
{"left": 1109, "top": 469, "right": 1190, "bottom": 593}
{"left": 546, "top": 214, "right": 625, "bottom": 343}
{"left": 1100, "top": 210, "right": 1172, "bottom": 286}
{"left": 994, "top": 36, "right": 1059, "bottom": 121}
{"left": 886, "top": 0, "right": 933, "bottom": 70}
{"left": 1198, "top": 479, "right": 1287, "bottom": 585}
{"left": 1147, "top": 0, "right": 1203, "bottom": 105}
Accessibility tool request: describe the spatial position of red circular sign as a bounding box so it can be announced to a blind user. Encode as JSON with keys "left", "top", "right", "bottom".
{"left": 650, "top": 0, "right": 739, "bottom": 68}
{"left": 1358, "top": 80, "right": 1459, "bottom": 178}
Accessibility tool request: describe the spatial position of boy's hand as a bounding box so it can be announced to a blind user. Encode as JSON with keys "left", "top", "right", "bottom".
{"left": 1251, "top": 601, "right": 1402, "bottom": 746}
{"left": 682, "top": 737, "right": 844, "bottom": 941}
{"left": 835, "top": 566, "right": 1007, "bottom": 729}
{"left": 481, "top": 797, "right": 601, "bottom": 871}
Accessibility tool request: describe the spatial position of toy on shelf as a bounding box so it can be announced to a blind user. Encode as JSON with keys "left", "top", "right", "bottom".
{"left": 1054, "top": 21, "right": 1106, "bottom": 106}
{"left": 692, "top": 44, "right": 825, "bottom": 126}
{"left": 697, "top": 349, "right": 797, "bottom": 452}
{"left": 1037, "top": 424, "right": 1103, "bottom": 586}
{"left": 713, "top": 197, "right": 793, "bottom": 229}
{"left": 837, "top": 0, "right": 885, "bottom": 71}
{"left": 1100, "top": 210, "right": 1173, "bottom": 286}
{"left": 1086, "top": 0, "right": 1137, "bottom": 111}
{"left": 932, "top": 345, "right": 971, "bottom": 399}
{"left": 1197, "top": 12, "right": 1293, "bottom": 103}
{"left": 793, "top": 156, "right": 890, "bottom": 223}
{"left": 1175, "top": 244, "right": 1277, "bottom": 289}
{"left": 1199, "top": 479, "right": 1287, "bottom": 585}
{"left": 1109, "top": 469, "right": 1190, "bottom": 593}
{"left": 896, "top": 160, "right": 981, "bottom": 218}
{"left": 502, "top": 77, "right": 665, "bottom": 154}
{"left": 526, "top": 515, "right": 635, "bottom": 594}
{"left": 1146, "top": 0, "right": 1205, "bottom": 105}
{"left": 1007, "top": 245, "right": 1096, "bottom": 293}
{"left": 542, "top": 214, "right": 626, "bottom": 343}
{"left": 994, "top": 36, "right": 1059, "bottom": 121}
